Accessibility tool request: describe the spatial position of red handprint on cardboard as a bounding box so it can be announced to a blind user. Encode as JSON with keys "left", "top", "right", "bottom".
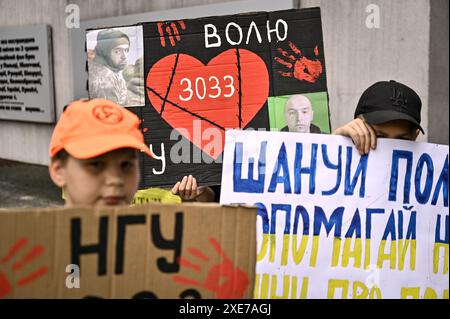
{"left": 274, "top": 41, "right": 323, "bottom": 83}
{"left": 157, "top": 20, "right": 186, "bottom": 47}
{"left": 0, "top": 237, "right": 48, "bottom": 298}
{"left": 172, "top": 237, "right": 249, "bottom": 299}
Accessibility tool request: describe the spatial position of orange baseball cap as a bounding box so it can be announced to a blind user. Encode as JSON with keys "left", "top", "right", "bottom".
{"left": 49, "top": 98, "right": 154, "bottom": 159}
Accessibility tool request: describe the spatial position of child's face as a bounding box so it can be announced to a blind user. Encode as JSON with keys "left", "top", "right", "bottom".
{"left": 50, "top": 149, "right": 139, "bottom": 207}
{"left": 370, "top": 119, "right": 420, "bottom": 141}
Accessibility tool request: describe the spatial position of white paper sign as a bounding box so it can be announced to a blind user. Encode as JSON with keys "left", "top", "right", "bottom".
{"left": 220, "top": 129, "right": 449, "bottom": 299}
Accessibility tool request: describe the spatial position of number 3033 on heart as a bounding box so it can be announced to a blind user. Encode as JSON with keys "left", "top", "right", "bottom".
{"left": 179, "top": 75, "right": 235, "bottom": 101}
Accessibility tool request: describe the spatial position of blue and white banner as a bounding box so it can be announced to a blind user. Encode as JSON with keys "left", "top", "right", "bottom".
{"left": 220, "top": 129, "right": 449, "bottom": 299}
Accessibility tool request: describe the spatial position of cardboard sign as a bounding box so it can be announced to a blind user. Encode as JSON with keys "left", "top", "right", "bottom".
{"left": 220, "top": 130, "right": 449, "bottom": 299}
{"left": 0, "top": 203, "right": 256, "bottom": 298}
{"left": 0, "top": 25, "right": 55, "bottom": 123}
{"left": 85, "top": 8, "right": 329, "bottom": 188}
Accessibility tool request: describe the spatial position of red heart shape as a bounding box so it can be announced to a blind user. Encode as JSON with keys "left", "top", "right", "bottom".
{"left": 146, "top": 49, "right": 269, "bottom": 159}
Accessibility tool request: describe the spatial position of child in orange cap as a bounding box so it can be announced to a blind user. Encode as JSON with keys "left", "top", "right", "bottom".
{"left": 48, "top": 98, "right": 154, "bottom": 207}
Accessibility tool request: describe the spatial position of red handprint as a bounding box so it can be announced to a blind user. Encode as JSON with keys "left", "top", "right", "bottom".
{"left": 0, "top": 237, "right": 48, "bottom": 298}
{"left": 157, "top": 20, "right": 186, "bottom": 47}
{"left": 274, "top": 41, "right": 323, "bottom": 83}
{"left": 172, "top": 237, "right": 250, "bottom": 299}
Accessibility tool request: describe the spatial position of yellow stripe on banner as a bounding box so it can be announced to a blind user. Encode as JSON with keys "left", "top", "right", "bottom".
{"left": 401, "top": 287, "right": 420, "bottom": 299}
{"left": 290, "top": 275, "right": 297, "bottom": 299}
{"left": 253, "top": 274, "right": 260, "bottom": 299}
{"left": 369, "top": 286, "right": 382, "bottom": 299}
{"left": 310, "top": 236, "right": 319, "bottom": 267}
{"left": 291, "top": 234, "right": 309, "bottom": 265}
{"left": 398, "top": 239, "right": 416, "bottom": 271}
{"left": 327, "top": 279, "right": 349, "bottom": 299}
{"left": 352, "top": 281, "right": 369, "bottom": 299}
{"left": 377, "top": 240, "right": 397, "bottom": 269}
{"left": 281, "top": 234, "right": 290, "bottom": 265}
{"left": 424, "top": 287, "right": 438, "bottom": 299}
{"left": 364, "top": 238, "right": 371, "bottom": 269}
{"left": 269, "top": 234, "right": 276, "bottom": 263}
{"left": 270, "top": 275, "right": 290, "bottom": 299}
{"left": 300, "top": 276, "right": 309, "bottom": 299}
{"left": 257, "top": 233, "right": 269, "bottom": 262}
{"left": 342, "top": 238, "right": 362, "bottom": 268}
{"left": 260, "top": 273, "right": 270, "bottom": 299}
{"left": 433, "top": 243, "right": 449, "bottom": 274}
{"left": 331, "top": 237, "right": 342, "bottom": 267}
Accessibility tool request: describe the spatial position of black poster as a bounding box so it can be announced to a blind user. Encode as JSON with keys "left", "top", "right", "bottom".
{"left": 87, "top": 8, "right": 329, "bottom": 188}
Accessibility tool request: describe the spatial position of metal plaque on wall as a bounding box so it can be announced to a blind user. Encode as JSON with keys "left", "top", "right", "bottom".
{"left": 0, "top": 25, "right": 55, "bottom": 123}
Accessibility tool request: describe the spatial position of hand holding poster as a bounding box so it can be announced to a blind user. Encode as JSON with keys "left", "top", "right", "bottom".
{"left": 220, "top": 130, "right": 449, "bottom": 299}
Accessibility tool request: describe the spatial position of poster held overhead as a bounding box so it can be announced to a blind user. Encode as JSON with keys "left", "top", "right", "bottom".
{"left": 86, "top": 8, "right": 330, "bottom": 188}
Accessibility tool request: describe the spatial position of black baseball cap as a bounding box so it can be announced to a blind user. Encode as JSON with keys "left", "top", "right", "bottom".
{"left": 354, "top": 80, "right": 424, "bottom": 134}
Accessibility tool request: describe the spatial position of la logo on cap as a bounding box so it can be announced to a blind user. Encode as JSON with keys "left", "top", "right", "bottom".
{"left": 92, "top": 105, "right": 124, "bottom": 124}
{"left": 390, "top": 87, "right": 408, "bottom": 109}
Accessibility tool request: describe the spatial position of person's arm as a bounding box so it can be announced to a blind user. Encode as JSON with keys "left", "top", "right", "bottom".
{"left": 332, "top": 118, "right": 377, "bottom": 155}
{"left": 171, "top": 175, "right": 216, "bottom": 202}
